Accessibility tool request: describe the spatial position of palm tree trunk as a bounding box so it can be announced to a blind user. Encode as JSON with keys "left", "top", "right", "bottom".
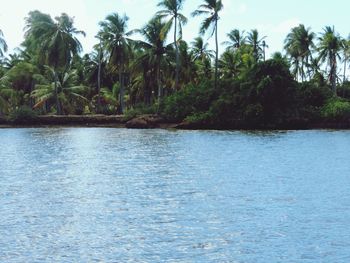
{"left": 344, "top": 56, "right": 347, "bottom": 84}
{"left": 157, "top": 56, "right": 162, "bottom": 103}
{"left": 263, "top": 45, "right": 266, "bottom": 62}
{"left": 331, "top": 55, "right": 337, "bottom": 94}
{"left": 119, "top": 63, "right": 125, "bottom": 114}
{"left": 214, "top": 16, "right": 218, "bottom": 90}
{"left": 143, "top": 67, "right": 151, "bottom": 105}
{"left": 175, "top": 15, "right": 179, "bottom": 90}
{"left": 97, "top": 42, "right": 102, "bottom": 113}
{"left": 301, "top": 60, "right": 304, "bottom": 82}
{"left": 54, "top": 71, "right": 62, "bottom": 115}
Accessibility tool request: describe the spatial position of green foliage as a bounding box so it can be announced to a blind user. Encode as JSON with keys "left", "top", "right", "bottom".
{"left": 6, "top": 62, "right": 39, "bottom": 93}
{"left": 239, "top": 59, "right": 298, "bottom": 124}
{"left": 160, "top": 80, "right": 215, "bottom": 121}
{"left": 9, "top": 106, "right": 38, "bottom": 123}
{"left": 296, "top": 82, "right": 333, "bottom": 120}
{"left": 299, "top": 82, "right": 333, "bottom": 106}
{"left": 337, "top": 82, "right": 350, "bottom": 99}
{"left": 31, "top": 67, "right": 89, "bottom": 115}
{"left": 123, "top": 104, "right": 157, "bottom": 121}
{"left": 1, "top": 9, "right": 350, "bottom": 129}
{"left": 321, "top": 98, "right": 350, "bottom": 121}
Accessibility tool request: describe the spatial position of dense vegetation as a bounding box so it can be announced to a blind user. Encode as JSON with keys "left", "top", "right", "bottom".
{"left": 0, "top": 0, "right": 350, "bottom": 128}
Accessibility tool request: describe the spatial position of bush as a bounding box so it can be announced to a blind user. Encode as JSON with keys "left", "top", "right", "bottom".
{"left": 160, "top": 81, "right": 215, "bottom": 121}
{"left": 184, "top": 112, "right": 213, "bottom": 124}
{"left": 297, "top": 82, "right": 333, "bottom": 121}
{"left": 337, "top": 82, "right": 350, "bottom": 99}
{"left": 123, "top": 104, "right": 157, "bottom": 121}
{"left": 208, "top": 59, "right": 298, "bottom": 127}
{"left": 297, "top": 82, "right": 333, "bottom": 108}
{"left": 9, "top": 106, "right": 38, "bottom": 124}
{"left": 243, "top": 59, "right": 298, "bottom": 123}
{"left": 321, "top": 98, "right": 350, "bottom": 121}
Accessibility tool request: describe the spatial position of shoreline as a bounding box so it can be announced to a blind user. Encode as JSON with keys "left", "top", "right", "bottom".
{"left": 1, "top": 114, "right": 350, "bottom": 130}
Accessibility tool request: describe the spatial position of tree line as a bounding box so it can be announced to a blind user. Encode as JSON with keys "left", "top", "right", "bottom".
{"left": 0, "top": 0, "right": 350, "bottom": 127}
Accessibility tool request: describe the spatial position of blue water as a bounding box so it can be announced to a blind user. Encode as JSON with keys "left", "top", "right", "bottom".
{"left": 0, "top": 128, "right": 350, "bottom": 262}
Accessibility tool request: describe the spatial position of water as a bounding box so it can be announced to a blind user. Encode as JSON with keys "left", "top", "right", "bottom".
{"left": 0, "top": 128, "right": 350, "bottom": 262}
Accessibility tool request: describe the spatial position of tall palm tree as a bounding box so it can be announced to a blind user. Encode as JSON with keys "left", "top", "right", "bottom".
{"left": 341, "top": 37, "right": 350, "bottom": 83}
{"left": 134, "top": 17, "right": 172, "bottom": 104}
{"left": 284, "top": 24, "right": 315, "bottom": 81}
{"left": 156, "top": 0, "right": 188, "bottom": 90}
{"left": 98, "top": 13, "right": 133, "bottom": 114}
{"left": 246, "top": 29, "right": 266, "bottom": 62}
{"left": 222, "top": 29, "right": 246, "bottom": 51}
{"left": 0, "top": 29, "right": 7, "bottom": 58}
{"left": 192, "top": 0, "right": 224, "bottom": 90}
{"left": 318, "top": 26, "right": 342, "bottom": 93}
{"left": 24, "top": 11, "right": 85, "bottom": 114}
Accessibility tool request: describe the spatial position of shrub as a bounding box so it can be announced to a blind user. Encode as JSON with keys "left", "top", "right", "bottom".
{"left": 321, "top": 98, "right": 350, "bottom": 121}
{"left": 160, "top": 81, "right": 215, "bottom": 121}
{"left": 184, "top": 112, "right": 212, "bottom": 124}
{"left": 123, "top": 104, "right": 157, "bottom": 121}
{"left": 337, "top": 82, "right": 350, "bottom": 99}
{"left": 9, "top": 106, "right": 38, "bottom": 124}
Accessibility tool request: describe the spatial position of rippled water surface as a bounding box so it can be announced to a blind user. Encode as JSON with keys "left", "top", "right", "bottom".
{"left": 1, "top": 128, "right": 350, "bottom": 262}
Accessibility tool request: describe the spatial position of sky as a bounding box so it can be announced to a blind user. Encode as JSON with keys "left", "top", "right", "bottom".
{"left": 0, "top": 0, "right": 349, "bottom": 58}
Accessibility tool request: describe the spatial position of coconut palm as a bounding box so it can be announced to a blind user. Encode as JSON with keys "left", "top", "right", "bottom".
{"left": 222, "top": 29, "right": 246, "bottom": 51}
{"left": 219, "top": 50, "right": 240, "bottom": 79}
{"left": 341, "top": 37, "right": 350, "bottom": 83}
{"left": 177, "top": 40, "right": 197, "bottom": 85}
{"left": 156, "top": 0, "right": 188, "bottom": 90}
{"left": 134, "top": 17, "right": 172, "bottom": 103}
{"left": 190, "top": 36, "right": 214, "bottom": 62}
{"left": 192, "top": 0, "right": 224, "bottom": 90}
{"left": 0, "top": 75, "right": 17, "bottom": 114}
{"left": 24, "top": 11, "right": 85, "bottom": 114}
{"left": 0, "top": 29, "right": 7, "bottom": 58}
{"left": 318, "top": 26, "right": 342, "bottom": 93}
{"left": 284, "top": 24, "right": 315, "bottom": 81}
{"left": 31, "top": 67, "right": 89, "bottom": 114}
{"left": 24, "top": 11, "right": 85, "bottom": 70}
{"left": 98, "top": 13, "right": 133, "bottom": 113}
{"left": 246, "top": 29, "right": 266, "bottom": 62}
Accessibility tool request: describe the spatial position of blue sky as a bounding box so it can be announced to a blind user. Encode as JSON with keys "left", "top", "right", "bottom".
{"left": 0, "top": 0, "right": 349, "bottom": 58}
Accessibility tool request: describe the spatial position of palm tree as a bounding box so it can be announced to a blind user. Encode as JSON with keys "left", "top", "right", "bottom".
{"left": 219, "top": 50, "right": 240, "bottom": 79}
{"left": 98, "top": 13, "right": 133, "bottom": 114}
{"left": 190, "top": 36, "right": 214, "bottom": 62}
{"left": 284, "top": 24, "right": 315, "bottom": 81}
{"left": 134, "top": 17, "right": 172, "bottom": 104}
{"left": 262, "top": 40, "right": 268, "bottom": 61}
{"left": 318, "top": 26, "right": 342, "bottom": 93}
{"left": 222, "top": 29, "right": 246, "bottom": 51}
{"left": 24, "top": 11, "right": 85, "bottom": 114}
{"left": 156, "top": 0, "right": 188, "bottom": 90}
{"left": 246, "top": 29, "right": 266, "bottom": 62}
{"left": 271, "top": 52, "right": 290, "bottom": 67}
{"left": 0, "top": 29, "right": 7, "bottom": 58}
{"left": 192, "top": 0, "right": 224, "bottom": 90}
{"left": 0, "top": 75, "right": 17, "bottom": 115}
{"left": 341, "top": 37, "right": 350, "bottom": 83}
{"left": 31, "top": 67, "right": 89, "bottom": 114}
